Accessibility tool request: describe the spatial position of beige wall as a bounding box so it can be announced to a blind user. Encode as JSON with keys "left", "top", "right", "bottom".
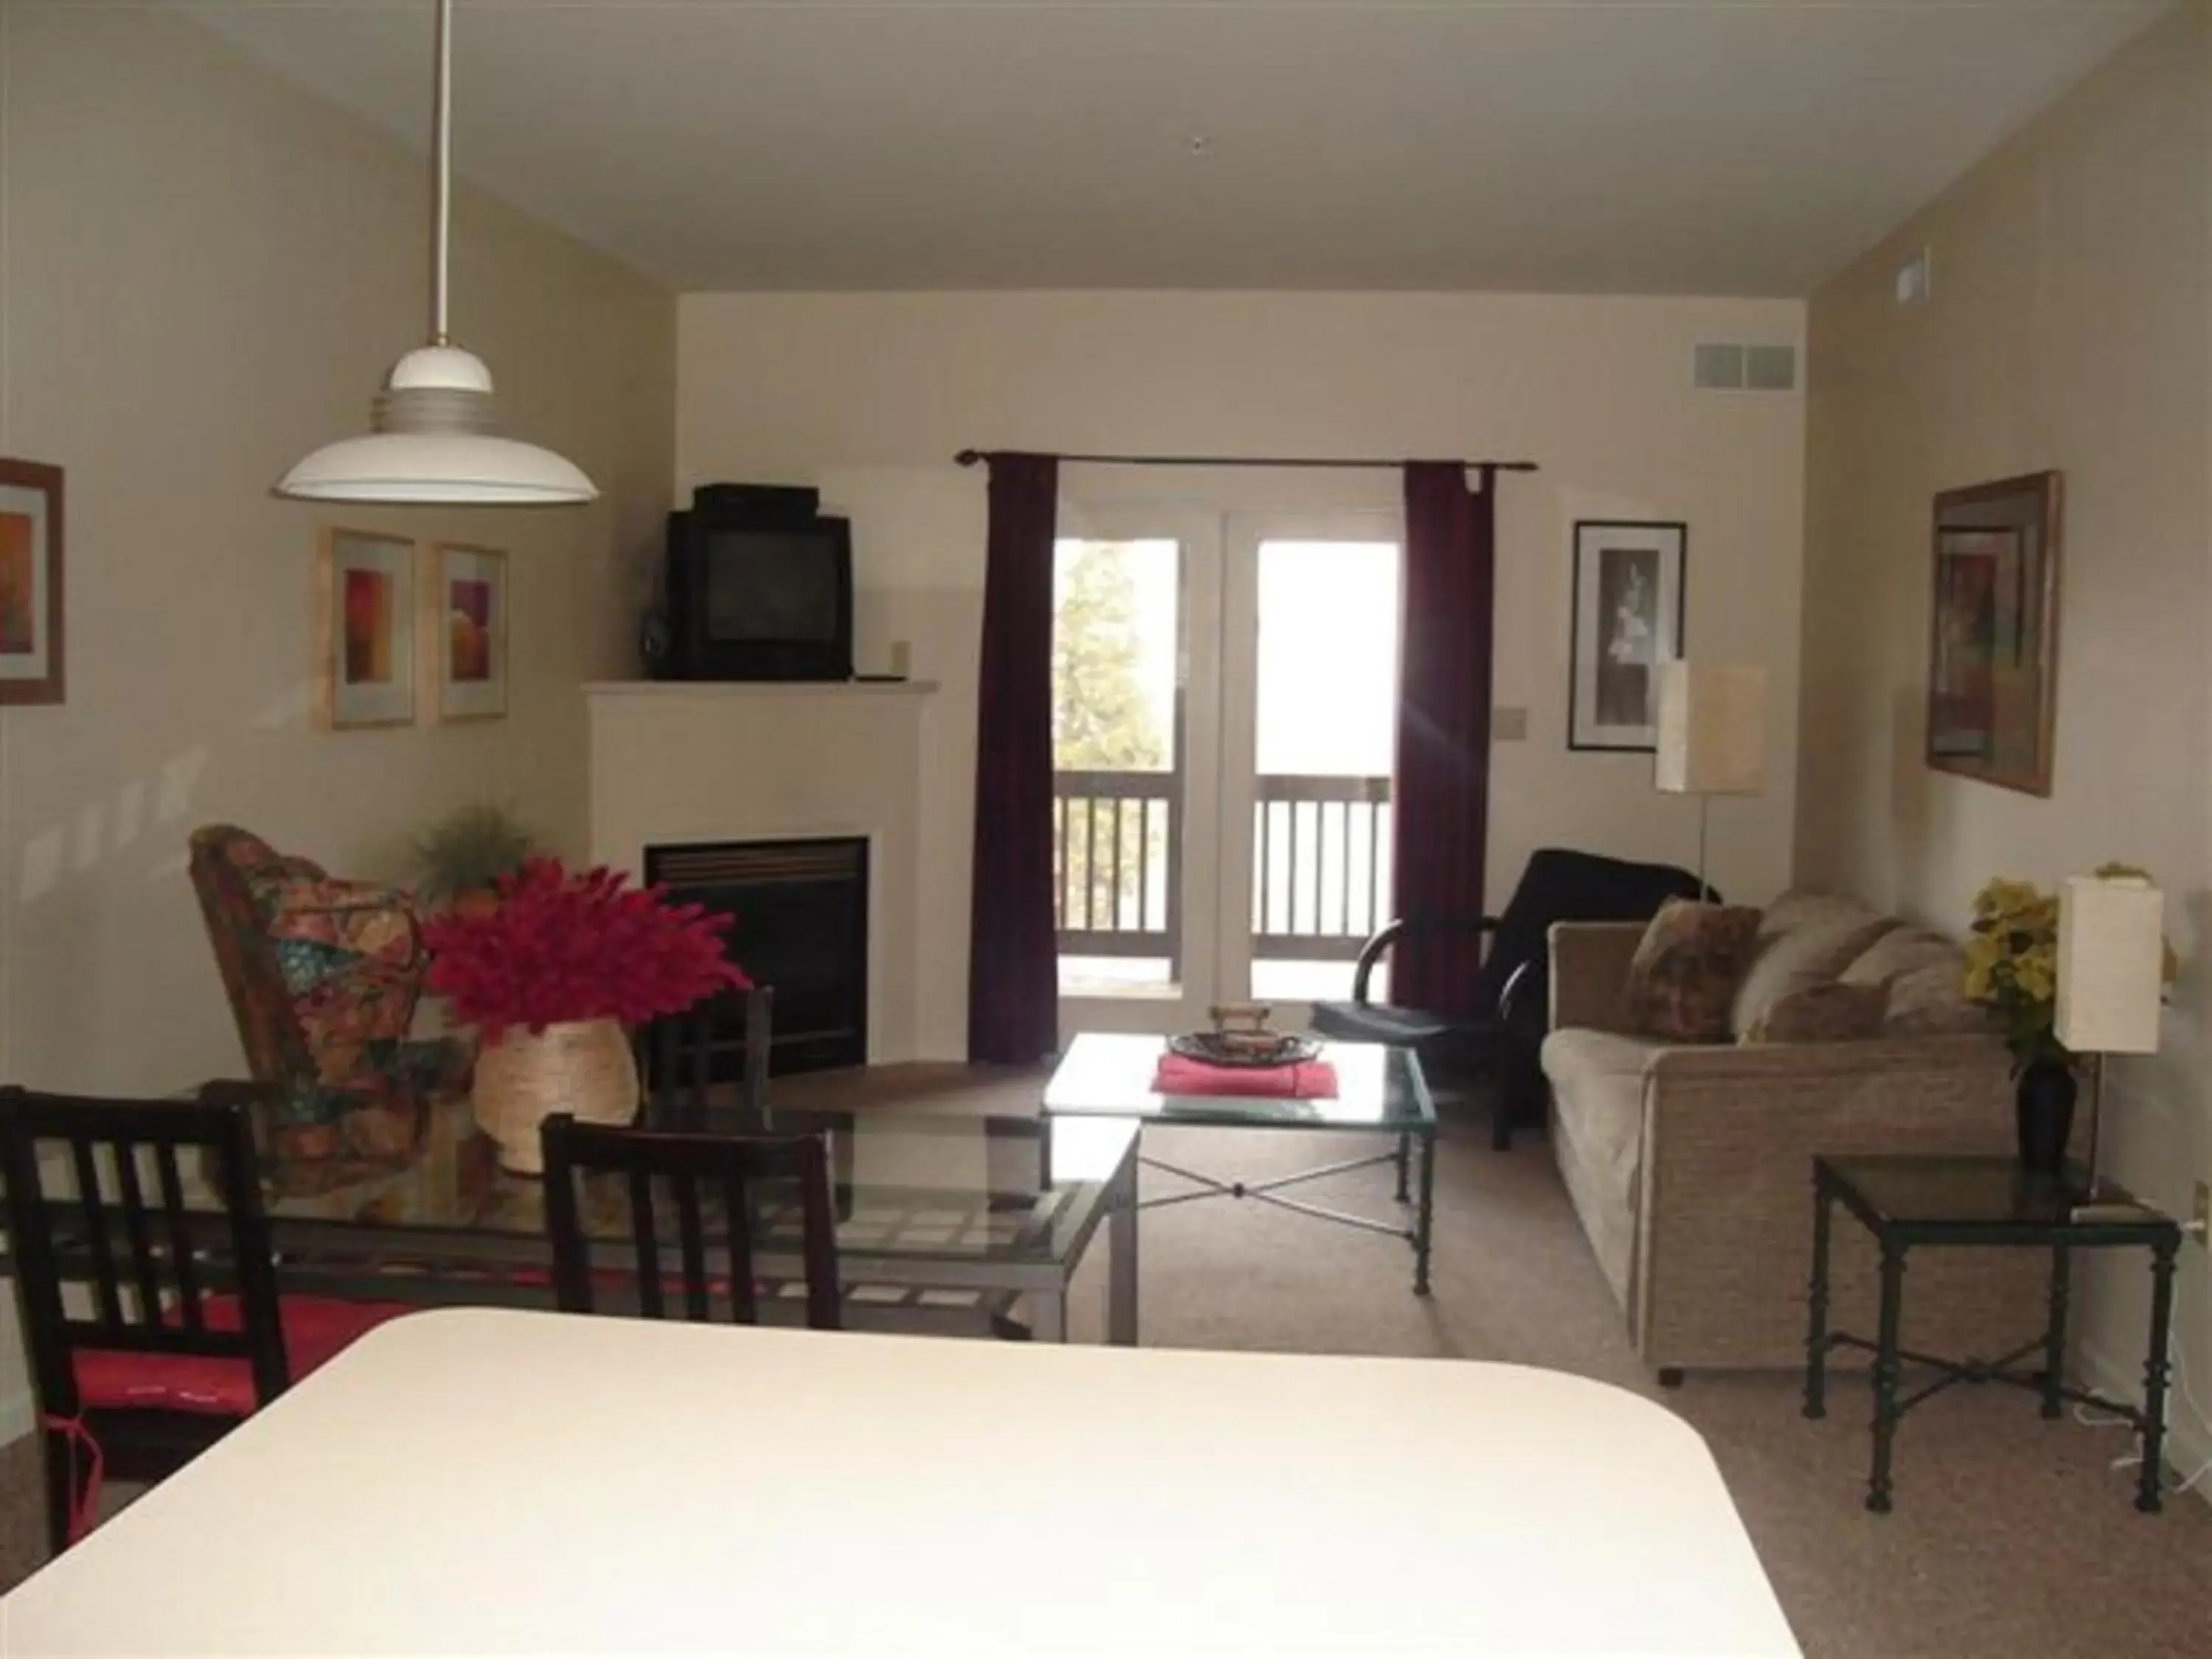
{"left": 1798, "top": 8, "right": 2211, "bottom": 1475}
{"left": 0, "top": 9, "right": 674, "bottom": 1428}
{"left": 678, "top": 290, "right": 1808, "bottom": 1058}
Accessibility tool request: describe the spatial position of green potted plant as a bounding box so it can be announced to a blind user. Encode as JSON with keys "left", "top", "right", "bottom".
{"left": 411, "top": 801, "right": 535, "bottom": 917}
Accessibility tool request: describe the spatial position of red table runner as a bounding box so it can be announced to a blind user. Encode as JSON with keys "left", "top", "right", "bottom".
{"left": 1152, "top": 1052, "right": 1340, "bottom": 1099}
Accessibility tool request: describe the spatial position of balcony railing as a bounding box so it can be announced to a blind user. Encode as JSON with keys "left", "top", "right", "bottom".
{"left": 1053, "top": 770, "right": 1391, "bottom": 970}
{"left": 1252, "top": 773, "right": 1392, "bottom": 961}
{"left": 1053, "top": 770, "right": 1181, "bottom": 964}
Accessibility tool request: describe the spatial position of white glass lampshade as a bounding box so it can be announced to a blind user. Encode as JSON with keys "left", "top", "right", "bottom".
{"left": 1656, "top": 662, "right": 1767, "bottom": 796}
{"left": 2056, "top": 874, "right": 2164, "bottom": 1054}
{"left": 277, "top": 345, "right": 597, "bottom": 506}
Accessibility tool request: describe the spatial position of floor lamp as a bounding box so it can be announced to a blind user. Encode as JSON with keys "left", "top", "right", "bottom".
{"left": 1655, "top": 662, "right": 1767, "bottom": 897}
{"left": 2055, "top": 871, "right": 2165, "bottom": 1200}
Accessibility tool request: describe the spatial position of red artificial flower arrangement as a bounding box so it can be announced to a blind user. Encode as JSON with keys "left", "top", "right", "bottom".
{"left": 421, "top": 858, "right": 750, "bottom": 1045}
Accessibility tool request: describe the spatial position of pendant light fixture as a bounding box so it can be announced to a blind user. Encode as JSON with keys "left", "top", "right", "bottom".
{"left": 276, "top": 0, "right": 597, "bottom": 505}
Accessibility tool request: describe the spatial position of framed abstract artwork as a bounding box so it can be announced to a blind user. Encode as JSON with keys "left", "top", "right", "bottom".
{"left": 1568, "top": 520, "right": 1687, "bottom": 751}
{"left": 1927, "top": 471, "right": 2062, "bottom": 796}
{"left": 316, "top": 528, "right": 417, "bottom": 729}
{"left": 423, "top": 542, "right": 509, "bottom": 722}
{"left": 0, "top": 459, "right": 65, "bottom": 706}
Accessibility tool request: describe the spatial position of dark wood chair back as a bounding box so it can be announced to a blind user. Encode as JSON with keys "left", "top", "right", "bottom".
{"left": 635, "top": 984, "right": 773, "bottom": 1126}
{"left": 539, "top": 1110, "right": 839, "bottom": 1330}
{"left": 0, "top": 1085, "right": 289, "bottom": 1420}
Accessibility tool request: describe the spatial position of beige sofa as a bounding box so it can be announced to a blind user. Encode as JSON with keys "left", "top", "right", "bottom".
{"left": 1542, "top": 892, "right": 2087, "bottom": 1378}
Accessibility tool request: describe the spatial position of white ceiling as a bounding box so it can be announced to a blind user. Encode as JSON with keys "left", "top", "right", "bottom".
{"left": 181, "top": 0, "right": 2168, "bottom": 297}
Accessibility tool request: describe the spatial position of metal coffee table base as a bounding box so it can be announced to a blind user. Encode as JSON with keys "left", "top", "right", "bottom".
{"left": 1137, "top": 1130, "right": 1436, "bottom": 1295}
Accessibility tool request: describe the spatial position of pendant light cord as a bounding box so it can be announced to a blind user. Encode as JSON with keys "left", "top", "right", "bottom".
{"left": 431, "top": 0, "right": 453, "bottom": 345}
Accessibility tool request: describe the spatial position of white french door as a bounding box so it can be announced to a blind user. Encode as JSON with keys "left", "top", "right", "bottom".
{"left": 1052, "top": 506, "right": 1402, "bottom": 1033}
{"left": 1220, "top": 512, "right": 1404, "bottom": 1023}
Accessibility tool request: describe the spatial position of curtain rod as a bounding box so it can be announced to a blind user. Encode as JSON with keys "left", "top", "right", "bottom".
{"left": 954, "top": 450, "right": 1538, "bottom": 473}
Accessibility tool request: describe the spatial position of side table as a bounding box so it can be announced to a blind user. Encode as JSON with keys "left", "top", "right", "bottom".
{"left": 1804, "top": 1154, "right": 2181, "bottom": 1514}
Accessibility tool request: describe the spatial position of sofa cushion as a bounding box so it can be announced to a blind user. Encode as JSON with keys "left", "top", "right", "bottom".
{"left": 1740, "top": 981, "right": 1890, "bottom": 1044}
{"left": 1840, "top": 925, "right": 1955, "bottom": 987}
{"left": 1620, "top": 900, "right": 1762, "bottom": 1043}
{"left": 1731, "top": 895, "right": 1896, "bottom": 1037}
{"left": 1540, "top": 1026, "right": 1662, "bottom": 1088}
{"left": 1541, "top": 1029, "right": 1658, "bottom": 1311}
{"left": 1883, "top": 964, "right": 1992, "bottom": 1036}
{"left": 1756, "top": 890, "right": 1885, "bottom": 942}
{"left": 1840, "top": 926, "right": 1991, "bottom": 1036}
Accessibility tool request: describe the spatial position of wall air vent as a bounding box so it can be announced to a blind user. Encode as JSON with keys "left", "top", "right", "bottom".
{"left": 1693, "top": 344, "right": 1745, "bottom": 390}
{"left": 1745, "top": 345, "right": 1797, "bottom": 392}
{"left": 1694, "top": 342, "right": 1798, "bottom": 394}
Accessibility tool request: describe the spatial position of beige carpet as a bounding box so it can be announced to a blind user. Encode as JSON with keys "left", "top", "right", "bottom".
{"left": 4, "top": 1077, "right": 2208, "bottom": 1657}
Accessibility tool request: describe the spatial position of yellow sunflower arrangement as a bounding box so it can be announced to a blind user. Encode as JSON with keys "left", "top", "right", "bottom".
{"left": 1964, "top": 865, "right": 2177, "bottom": 1069}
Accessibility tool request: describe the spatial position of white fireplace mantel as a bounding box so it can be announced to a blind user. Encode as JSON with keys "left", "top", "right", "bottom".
{"left": 583, "top": 680, "right": 939, "bottom": 700}
{"left": 586, "top": 680, "right": 939, "bottom": 1065}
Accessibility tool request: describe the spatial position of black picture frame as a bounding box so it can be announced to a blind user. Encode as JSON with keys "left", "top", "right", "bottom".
{"left": 1568, "top": 519, "right": 1688, "bottom": 753}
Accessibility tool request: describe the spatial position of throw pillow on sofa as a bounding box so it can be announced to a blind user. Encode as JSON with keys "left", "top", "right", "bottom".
{"left": 1729, "top": 893, "right": 1897, "bottom": 1037}
{"left": 1621, "top": 899, "right": 1763, "bottom": 1043}
{"left": 1740, "top": 981, "right": 1889, "bottom": 1044}
{"left": 1840, "top": 926, "right": 1993, "bottom": 1037}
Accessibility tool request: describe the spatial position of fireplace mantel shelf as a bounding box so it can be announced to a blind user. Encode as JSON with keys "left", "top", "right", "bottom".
{"left": 586, "top": 680, "right": 939, "bottom": 698}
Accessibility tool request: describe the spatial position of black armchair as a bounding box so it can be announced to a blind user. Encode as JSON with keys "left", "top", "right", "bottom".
{"left": 1310, "top": 848, "right": 1711, "bottom": 1149}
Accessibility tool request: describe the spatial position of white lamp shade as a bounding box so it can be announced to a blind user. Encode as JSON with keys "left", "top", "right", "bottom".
{"left": 1656, "top": 662, "right": 1767, "bottom": 795}
{"left": 2055, "top": 874, "right": 2164, "bottom": 1054}
{"left": 277, "top": 431, "right": 599, "bottom": 504}
{"left": 276, "top": 345, "right": 598, "bottom": 506}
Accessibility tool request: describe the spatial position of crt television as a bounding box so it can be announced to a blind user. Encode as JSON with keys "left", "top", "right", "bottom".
{"left": 666, "top": 495, "right": 853, "bottom": 681}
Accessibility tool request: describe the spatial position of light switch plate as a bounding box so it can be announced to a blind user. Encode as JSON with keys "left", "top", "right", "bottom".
{"left": 1492, "top": 706, "right": 1529, "bottom": 742}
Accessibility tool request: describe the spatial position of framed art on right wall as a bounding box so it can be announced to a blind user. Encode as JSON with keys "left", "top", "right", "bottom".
{"left": 1569, "top": 520, "right": 1687, "bottom": 751}
{"left": 1926, "top": 470, "right": 2062, "bottom": 796}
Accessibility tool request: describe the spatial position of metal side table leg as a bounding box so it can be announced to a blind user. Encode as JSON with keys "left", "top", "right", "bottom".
{"left": 2138, "top": 1239, "right": 2178, "bottom": 1514}
{"left": 2042, "top": 1243, "right": 2071, "bottom": 1420}
{"left": 1866, "top": 1242, "right": 1907, "bottom": 1514}
{"left": 1412, "top": 1130, "right": 1436, "bottom": 1296}
{"left": 1803, "top": 1178, "right": 1832, "bottom": 1420}
{"left": 1107, "top": 1158, "right": 1139, "bottom": 1346}
{"left": 1394, "top": 1133, "right": 1411, "bottom": 1204}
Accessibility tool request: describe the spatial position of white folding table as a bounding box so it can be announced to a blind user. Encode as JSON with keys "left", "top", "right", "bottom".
{"left": 1, "top": 1310, "right": 1801, "bottom": 1655}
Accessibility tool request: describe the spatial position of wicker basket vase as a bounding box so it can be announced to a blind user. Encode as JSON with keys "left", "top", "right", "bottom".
{"left": 472, "top": 1018, "right": 639, "bottom": 1175}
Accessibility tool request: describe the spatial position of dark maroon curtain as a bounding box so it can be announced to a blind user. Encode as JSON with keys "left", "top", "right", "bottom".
{"left": 1390, "top": 463, "right": 1497, "bottom": 1016}
{"left": 967, "top": 453, "right": 1063, "bottom": 1064}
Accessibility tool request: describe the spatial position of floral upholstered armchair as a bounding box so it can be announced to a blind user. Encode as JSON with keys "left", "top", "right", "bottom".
{"left": 188, "top": 825, "right": 471, "bottom": 1165}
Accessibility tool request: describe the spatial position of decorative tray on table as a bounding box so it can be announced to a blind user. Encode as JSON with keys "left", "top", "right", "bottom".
{"left": 1167, "top": 1004, "right": 1321, "bottom": 1068}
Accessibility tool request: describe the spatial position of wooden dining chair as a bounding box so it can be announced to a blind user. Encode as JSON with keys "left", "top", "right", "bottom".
{"left": 539, "top": 1111, "right": 840, "bottom": 1329}
{"left": 0, "top": 1084, "right": 408, "bottom": 1555}
{"left": 634, "top": 984, "right": 773, "bottom": 1126}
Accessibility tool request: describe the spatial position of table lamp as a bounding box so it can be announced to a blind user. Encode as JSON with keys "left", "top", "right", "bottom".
{"left": 2055, "top": 871, "right": 2165, "bottom": 1195}
{"left": 1655, "top": 662, "right": 1767, "bottom": 896}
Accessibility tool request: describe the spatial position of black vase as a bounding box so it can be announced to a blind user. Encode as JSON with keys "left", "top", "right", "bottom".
{"left": 2014, "top": 1060, "right": 2078, "bottom": 1176}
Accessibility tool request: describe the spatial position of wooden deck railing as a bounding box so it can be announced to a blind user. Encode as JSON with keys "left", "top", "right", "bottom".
{"left": 1053, "top": 770, "right": 1180, "bottom": 965}
{"left": 1251, "top": 773, "right": 1392, "bottom": 961}
{"left": 1054, "top": 770, "right": 1391, "bottom": 970}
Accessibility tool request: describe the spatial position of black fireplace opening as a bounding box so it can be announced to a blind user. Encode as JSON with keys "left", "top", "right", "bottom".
{"left": 644, "top": 836, "right": 868, "bottom": 1079}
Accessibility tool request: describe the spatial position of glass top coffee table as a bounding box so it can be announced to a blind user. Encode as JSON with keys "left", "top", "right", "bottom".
{"left": 1043, "top": 1033, "right": 1436, "bottom": 1294}
{"left": 143, "top": 1091, "right": 1140, "bottom": 1345}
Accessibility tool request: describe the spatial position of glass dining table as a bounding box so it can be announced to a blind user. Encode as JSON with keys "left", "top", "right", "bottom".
{"left": 176, "top": 1089, "right": 1140, "bottom": 1345}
